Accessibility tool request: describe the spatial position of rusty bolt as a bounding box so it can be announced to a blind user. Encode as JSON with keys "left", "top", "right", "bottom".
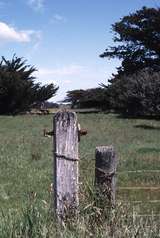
{"left": 44, "top": 129, "right": 54, "bottom": 137}
{"left": 78, "top": 123, "right": 87, "bottom": 142}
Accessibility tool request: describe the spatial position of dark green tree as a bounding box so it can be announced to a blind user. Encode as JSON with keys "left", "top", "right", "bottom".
{"left": 103, "top": 68, "right": 160, "bottom": 116}
{"left": 64, "top": 88, "right": 110, "bottom": 109}
{"left": 100, "top": 7, "right": 160, "bottom": 74}
{"left": 63, "top": 89, "right": 85, "bottom": 108}
{"left": 0, "top": 55, "right": 59, "bottom": 114}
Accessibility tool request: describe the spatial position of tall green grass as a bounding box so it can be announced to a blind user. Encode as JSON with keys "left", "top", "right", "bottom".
{"left": 0, "top": 113, "right": 160, "bottom": 237}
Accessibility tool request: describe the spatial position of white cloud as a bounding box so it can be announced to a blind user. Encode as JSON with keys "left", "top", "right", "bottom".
{"left": 24, "top": 31, "right": 42, "bottom": 61}
{"left": 50, "top": 14, "right": 67, "bottom": 24}
{"left": 0, "top": 21, "right": 40, "bottom": 43}
{"left": 33, "top": 64, "right": 84, "bottom": 89}
{"left": 33, "top": 62, "right": 120, "bottom": 102}
{"left": 64, "top": 79, "right": 72, "bottom": 84}
{"left": 34, "top": 64, "right": 85, "bottom": 101}
{"left": 37, "top": 65, "right": 84, "bottom": 77}
{"left": 28, "top": 0, "right": 44, "bottom": 12}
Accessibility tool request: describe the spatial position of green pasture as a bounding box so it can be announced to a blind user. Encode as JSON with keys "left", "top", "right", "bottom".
{"left": 0, "top": 113, "right": 160, "bottom": 237}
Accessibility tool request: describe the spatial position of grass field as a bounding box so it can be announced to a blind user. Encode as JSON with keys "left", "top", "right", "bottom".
{"left": 0, "top": 113, "right": 160, "bottom": 237}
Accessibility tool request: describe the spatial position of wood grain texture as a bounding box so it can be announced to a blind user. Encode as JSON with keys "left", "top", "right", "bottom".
{"left": 53, "top": 111, "right": 79, "bottom": 220}
{"left": 95, "top": 146, "right": 118, "bottom": 208}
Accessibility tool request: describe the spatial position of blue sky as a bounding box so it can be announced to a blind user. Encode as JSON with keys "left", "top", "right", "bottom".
{"left": 0, "top": 0, "right": 158, "bottom": 101}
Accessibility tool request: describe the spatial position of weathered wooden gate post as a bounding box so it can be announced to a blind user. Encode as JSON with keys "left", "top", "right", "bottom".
{"left": 95, "top": 146, "right": 118, "bottom": 208}
{"left": 53, "top": 111, "right": 79, "bottom": 221}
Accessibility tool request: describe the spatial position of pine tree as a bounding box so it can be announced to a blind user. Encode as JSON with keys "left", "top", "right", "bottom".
{"left": 0, "top": 55, "right": 59, "bottom": 114}
{"left": 100, "top": 7, "right": 160, "bottom": 74}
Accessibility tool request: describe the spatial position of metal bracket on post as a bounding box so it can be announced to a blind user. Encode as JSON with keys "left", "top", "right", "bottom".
{"left": 44, "top": 123, "right": 87, "bottom": 140}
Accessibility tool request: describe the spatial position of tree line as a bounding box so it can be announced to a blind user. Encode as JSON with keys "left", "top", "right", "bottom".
{"left": 64, "top": 7, "right": 160, "bottom": 117}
